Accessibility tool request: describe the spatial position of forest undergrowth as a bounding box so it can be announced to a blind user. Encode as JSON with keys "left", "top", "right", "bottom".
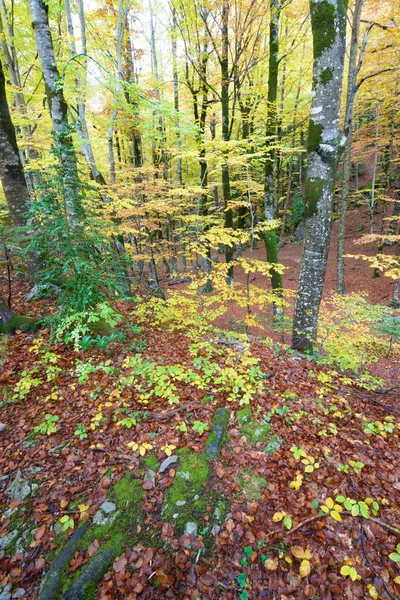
{"left": 0, "top": 286, "right": 399, "bottom": 600}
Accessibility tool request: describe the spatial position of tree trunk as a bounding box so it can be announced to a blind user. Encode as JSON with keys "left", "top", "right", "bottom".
{"left": 0, "top": 59, "right": 31, "bottom": 227}
{"left": 28, "top": 0, "right": 83, "bottom": 227}
{"left": 292, "top": 0, "right": 347, "bottom": 353}
{"left": 0, "top": 292, "right": 39, "bottom": 334}
{"left": 221, "top": 0, "right": 233, "bottom": 283}
{"left": 336, "top": 0, "right": 364, "bottom": 293}
{"left": 64, "top": 0, "right": 106, "bottom": 186}
{"left": 264, "top": 0, "right": 283, "bottom": 310}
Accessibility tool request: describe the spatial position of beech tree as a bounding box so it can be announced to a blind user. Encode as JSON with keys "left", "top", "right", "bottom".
{"left": 292, "top": 0, "right": 347, "bottom": 352}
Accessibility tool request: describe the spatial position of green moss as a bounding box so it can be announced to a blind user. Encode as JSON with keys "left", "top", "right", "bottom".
{"left": 142, "top": 453, "right": 160, "bottom": 472}
{"left": 310, "top": 0, "right": 336, "bottom": 59}
{"left": 237, "top": 470, "right": 268, "bottom": 501}
{"left": 237, "top": 406, "right": 252, "bottom": 426}
{"left": 304, "top": 176, "right": 325, "bottom": 217}
{"left": 111, "top": 474, "right": 143, "bottom": 506}
{"left": 241, "top": 420, "right": 271, "bottom": 444}
{"left": 320, "top": 67, "right": 333, "bottom": 85}
{"left": 0, "top": 314, "right": 41, "bottom": 334}
{"left": 162, "top": 449, "right": 229, "bottom": 544}
{"left": 264, "top": 434, "right": 283, "bottom": 454}
{"left": 307, "top": 120, "right": 323, "bottom": 154}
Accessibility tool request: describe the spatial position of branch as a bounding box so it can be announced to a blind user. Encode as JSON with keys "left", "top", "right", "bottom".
{"left": 356, "top": 68, "right": 395, "bottom": 91}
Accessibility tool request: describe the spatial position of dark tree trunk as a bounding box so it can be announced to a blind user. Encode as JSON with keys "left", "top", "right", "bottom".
{"left": 264, "top": 0, "right": 283, "bottom": 310}
{"left": 0, "top": 59, "right": 31, "bottom": 227}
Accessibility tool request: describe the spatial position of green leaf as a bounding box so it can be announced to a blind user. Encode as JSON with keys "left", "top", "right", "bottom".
{"left": 236, "top": 573, "right": 247, "bottom": 588}
{"left": 283, "top": 515, "right": 292, "bottom": 530}
{"left": 351, "top": 504, "right": 360, "bottom": 517}
{"left": 239, "top": 592, "right": 249, "bottom": 600}
{"left": 243, "top": 546, "right": 253, "bottom": 557}
{"left": 389, "top": 552, "right": 400, "bottom": 563}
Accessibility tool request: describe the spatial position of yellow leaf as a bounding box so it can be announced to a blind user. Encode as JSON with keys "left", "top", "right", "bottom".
{"left": 326, "top": 497, "right": 334, "bottom": 509}
{"left": 367, "top": 585, "right": 379, "bottom": 599}
{"left": 330, "top": 510, "right": 342, "bottom": 522}
{"left": 78, "top": 504, "right": 89, "bottom": 513}
{"left": 299, "top": 559, "right": 311, "bottom": 578}
{"left": 394, "top": 576, "right": 400, "bottom": 584}
{"left": 265, "top": 558, "right": 278, "bottom": 570}
{"left": 291, "top": 546, "right": 305, "bottom": 559}
{"left": 272, "top": 511, "right": 285, "bottom": 522}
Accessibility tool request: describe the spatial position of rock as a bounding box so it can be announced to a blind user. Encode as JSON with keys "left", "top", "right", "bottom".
{"left": 144, "top": 469, "right": 156, "bottom": 487}
{"left": 0, "top": 582, "right": 12, "bottom": 600}
{"left": 12, "top": 589, "right": 25, "bottom": 599}
{"left": 175, "top": 500, "right": 186, "bottom": 506}
{"left": 211, "top": 524, "right": 220, "bottom": 535}
{"left": 159, "top": 455, "right": 178, "bottom": 473}
{"left": 100, "top": 502, "right": 116, "bottom": 515}
{"left": 184, "top": 522, "right": 198, "bottom": 536}
{"left": 0, "top": 529, "right": 19, "bottom": 552}
{"left": 0, "top": 423, "right": 7, "bottom": 433}
{"left": 5, "top": 471, "right": 37, "bottom": 501}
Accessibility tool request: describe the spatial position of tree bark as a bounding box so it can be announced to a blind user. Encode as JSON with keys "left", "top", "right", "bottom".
{"left": 64, "top": 0, "right": 106, "bottom": 186}
{"left": 221, "top": 0, "right": 234, "bottom": 284}
{"left": 336, "top": 0, "right": 364, "bottom": 293}
{"left": 28, "top": 0, "right": 83, "bottom": 227}
{"left": 292, "top": 0, "right": 347, "bottom": 353}
{"left": 0, "top": 59, "right": 31, "bottom": 227}
{"left": 264, "top": 0, "right": 283, "bottom": 310}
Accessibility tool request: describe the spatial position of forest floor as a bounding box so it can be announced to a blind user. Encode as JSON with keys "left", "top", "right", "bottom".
{"left": 0, "top": 204, "right": 399, "bottom": 600}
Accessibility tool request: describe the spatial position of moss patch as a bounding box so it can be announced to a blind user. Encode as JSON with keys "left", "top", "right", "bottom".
{"left": 237, "top": 469, "right": 268, "bottom": 502}
{"left": 320, "top": 67, "right": 333, "bottom": 85}
{"left": 304, "top": 176, "right": 325, "bottom": 217}
{"left": 241, "top": 420, "right": 271, "bottom": 444}
{"left": 264, "top": 434, "right": 283, "bottom": 454}
{"left": 162, "top": 449, "right": 229, "bottom": 544}
{"left": 237, "top": 405, "right": 252, "bottom": 426}
{"left": 142, "top": 453, "right": 159, "bottom": 472}
{"left": 0, "top": 314, "right": 41, "bottom": 334}
{"left": 307, "top": 120, "right": 323, "bottom": 154}
{"left": 310, "top": 0, "right": 336, "bottom": 59}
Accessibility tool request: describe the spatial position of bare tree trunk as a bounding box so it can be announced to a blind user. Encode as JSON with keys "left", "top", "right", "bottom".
{"left": 172, "top": 9, "right": 182, "bottom": 185}
{"left": 64, "top": 0, "right": 106, "bottom": 185}
{"left": 28, "top": 0, "right": 83, "bottom": 227}
{"left": 292, "top": 0, "right": 347, "bottom": 353}
{"left": 108, "top": 0, "right": 125, "bottom": 184}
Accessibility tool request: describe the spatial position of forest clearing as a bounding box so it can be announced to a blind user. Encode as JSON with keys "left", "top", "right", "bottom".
{"left": 0, "top": 0, "right": 399, "bottom": 598}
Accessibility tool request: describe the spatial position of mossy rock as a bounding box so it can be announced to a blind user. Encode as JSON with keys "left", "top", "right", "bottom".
{"left": 162, "top": 449, "right": 230, "bottom": 545}
{"left": 236, "top": 405, "right": 252, "bottom": 426}
{"left": 241, "top": 420, "right": 271, "bottom": 444}
{"left": 264, "top": 434, "right": 283, "bottom": 454}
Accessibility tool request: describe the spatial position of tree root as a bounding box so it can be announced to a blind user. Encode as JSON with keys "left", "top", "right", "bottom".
{"left": 38, "top": 522, "right": 90, "bottom": 600}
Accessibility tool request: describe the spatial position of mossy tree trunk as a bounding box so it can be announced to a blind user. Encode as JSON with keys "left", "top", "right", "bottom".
{"left": 292, "top": 0, "right": 347, "bottom": 353}
{"left": 221, "top": 0, "right": 234, "bottom": 284}
{"left": 0, "top": 293, "right": 39, "bottom": 334}
{"left": 264, "top": 0, "right": 283, "bottom": 313}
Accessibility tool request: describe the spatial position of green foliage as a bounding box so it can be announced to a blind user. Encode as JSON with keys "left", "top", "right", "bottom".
{"left": 33, "top": 413, "right": 59, "bottom": 436}
{"left": 74, "top": 423, "right": 88, "bottom": 440}
{"left": 13, "top": 368, "right": 42, "bottom": 400}
{"left": 290, "top": 191, "right": 305, "bottom": 229}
